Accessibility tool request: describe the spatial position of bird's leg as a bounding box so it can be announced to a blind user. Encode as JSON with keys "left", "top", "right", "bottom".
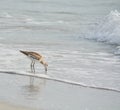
{"left": 31, "top": 60, "right": 33, "bottom": 73}
{"left": 33, "top": 60, "right": 35, "bottom": 74}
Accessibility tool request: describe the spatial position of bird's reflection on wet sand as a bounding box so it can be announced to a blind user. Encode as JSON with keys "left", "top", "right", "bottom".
{"left": 22, "top": 75, "right": 46, "bottom": 100}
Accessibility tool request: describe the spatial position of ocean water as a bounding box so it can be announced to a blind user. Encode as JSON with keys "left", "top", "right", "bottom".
{"left": 0, "top": 0, "right": 120, "bottom": 109}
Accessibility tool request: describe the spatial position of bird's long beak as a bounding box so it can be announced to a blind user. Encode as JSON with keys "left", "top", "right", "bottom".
{"left": 44, "top": 63, "right": 48, "bottom": 72}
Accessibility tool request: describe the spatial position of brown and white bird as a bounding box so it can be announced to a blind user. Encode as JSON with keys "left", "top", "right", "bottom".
{"left": 20, "top": 50, "right": 48, "bottom": 73}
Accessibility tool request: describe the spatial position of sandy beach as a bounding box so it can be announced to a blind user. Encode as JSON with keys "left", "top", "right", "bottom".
{"left": 0, "top": 102, "right": 36, "bottom": 110}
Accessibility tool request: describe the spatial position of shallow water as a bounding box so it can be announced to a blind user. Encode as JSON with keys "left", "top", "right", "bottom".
{"left": 0, "top": 0, "right": 120, "bottom": 109}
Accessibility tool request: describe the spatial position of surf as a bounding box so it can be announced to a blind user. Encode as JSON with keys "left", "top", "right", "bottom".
{"left": 84, "top": 10, "right": 120, "bottom": 45}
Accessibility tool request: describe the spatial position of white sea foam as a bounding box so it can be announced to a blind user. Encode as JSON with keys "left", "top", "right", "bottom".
{"left": 26, "top": 19, "right": 64, "bottom": 25}
{"left": 0, "top": 12, "right": 13, "bottom": 18}
{"left": 114, "top": 46, "right": 120, "bottom": 55}
{"left": 86, "top": 10, "right": 120, "bottom": 45}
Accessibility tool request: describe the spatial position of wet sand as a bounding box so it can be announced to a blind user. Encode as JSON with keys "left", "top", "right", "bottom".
{"left": 0, "top": 73, "right": 120, "bottom": 110}
{"left": 0, "top": 102, "right": 36, "bottom": 110}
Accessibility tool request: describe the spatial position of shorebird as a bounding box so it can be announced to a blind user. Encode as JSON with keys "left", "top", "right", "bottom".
{"left": 20, "top": 50, "right": 48, "bottom": 73}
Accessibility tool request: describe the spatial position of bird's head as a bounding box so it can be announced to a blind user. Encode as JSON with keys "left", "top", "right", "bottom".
{"left": 40, "top": 61, "right": 48, "bottom": 71}
{"left": 44, "top": 62, "right": 48, "bottom": 66}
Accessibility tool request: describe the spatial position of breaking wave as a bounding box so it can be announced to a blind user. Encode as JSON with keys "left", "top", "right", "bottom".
{"left": 86, "top": 10, "right": 120, "bottom": 46}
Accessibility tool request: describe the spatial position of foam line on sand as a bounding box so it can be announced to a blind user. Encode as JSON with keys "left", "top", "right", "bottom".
{"left": 0, "top": 70, "right": 120, "bottom": 93}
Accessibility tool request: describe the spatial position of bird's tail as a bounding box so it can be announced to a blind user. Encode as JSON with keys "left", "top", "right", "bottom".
{"left": 20, "top": 50, "right": 29, "bottom": 56}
